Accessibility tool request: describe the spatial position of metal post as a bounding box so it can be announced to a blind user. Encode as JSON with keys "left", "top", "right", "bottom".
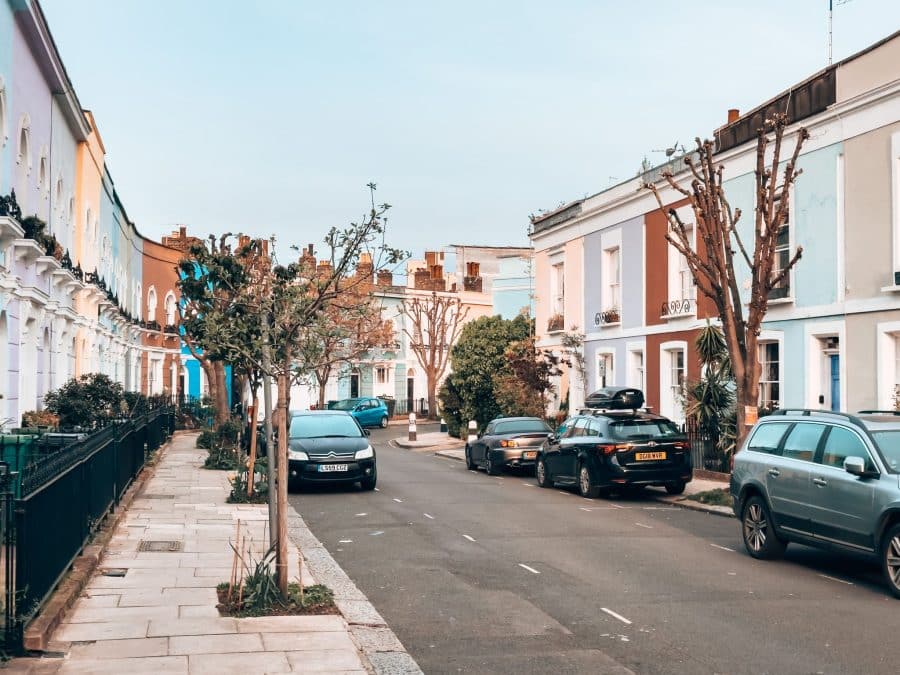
{"left": 440, "top": 418, "right": 447, "bottom": 433}
{"left": 408, "top": 413, "right": 416, "bottom": 442}
{"left": 467, "top": 420, "right": 477, "bottom": 445}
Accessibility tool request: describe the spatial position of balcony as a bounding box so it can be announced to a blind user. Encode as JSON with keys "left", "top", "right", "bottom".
{"left": 661, "top": 298, "right": 695, "bottom": 319}
{"left": 593, "top": 308, "right": 621, "bottom": 327}
{"left": 0, "top": 215, "right": 25, "bottom": 252}
{"left": 547, "top": 313, "right": 564, "bottom": 333}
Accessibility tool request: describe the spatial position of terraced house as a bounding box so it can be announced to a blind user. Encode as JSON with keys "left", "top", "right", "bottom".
{"left": 532, "top": 30, "right": 900, "bottom": 422}
{"left": 0, "top": 0, "right": 183, "bottom": 429}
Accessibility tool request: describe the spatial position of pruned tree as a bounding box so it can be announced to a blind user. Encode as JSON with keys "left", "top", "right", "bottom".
{"left": 645, "top": 112, "right": 808, "bottom": 445}
{"left": 402, "top": 291, "right": 469, "bottom": 419}
{"left": 493, "top": 336, "right": 566, "bottom": 418}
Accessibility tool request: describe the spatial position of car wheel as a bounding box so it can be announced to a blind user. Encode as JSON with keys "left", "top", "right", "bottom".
{"left": 485, "top": 452, "right": 502, "bottom": 476}
{"left": 881, "top": 523, "right": 900, "bottom": 599}
{"left": 379, "top": 416, "right": 388, "bottom": 428}
{"left": 578, "top": 464, "right": 600, "bottom": 499}
{"left": 536, "top": 458, "right": 551, "bottom": 488}
{"left": 665, "top": 480, "right": 686, "bottom": 495}
{"left": 465, "top": 446, "right": 477, "bottom": 471}
{"left": 361, "top": 468, "right": 377, "bottom": 491}
{"left": 741, "top": 495, "right": 786, "bottom": 560}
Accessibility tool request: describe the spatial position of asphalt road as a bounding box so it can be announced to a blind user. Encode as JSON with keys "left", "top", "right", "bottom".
{"left": 288, "top": 424, "right": 900, "bottom": 675}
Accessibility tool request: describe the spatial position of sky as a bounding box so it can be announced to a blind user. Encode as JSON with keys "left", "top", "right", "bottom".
{"left": 39, "top": 0, "right": 900, "bottom": 256}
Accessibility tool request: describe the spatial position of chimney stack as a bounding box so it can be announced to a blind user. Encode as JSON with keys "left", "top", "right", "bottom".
{"left": 463, "top": 261, "right": 483, "bottom": 292}
{"left": 356, "top": 251, "right": 374, "bottom": 282}
{"left": 377, "top": 269, "right": 393, "bottom": 287}
{"left": 727, "top": 108, "right": 740, "bottom": 124}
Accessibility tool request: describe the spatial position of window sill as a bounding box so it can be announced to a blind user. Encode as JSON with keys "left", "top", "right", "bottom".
{"left": 880, "top": 284, "right": 900, "bottom": 293}
{"left": 598, "top": 321, "right": 621, "bottom": 328}
{"left": 661, "top": 311, "right": 695, "bottom": 321}
{"left": 766, "top": 297, "right": 794, "bottom": 306}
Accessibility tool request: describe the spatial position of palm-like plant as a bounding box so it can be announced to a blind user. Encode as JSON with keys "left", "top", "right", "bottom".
{"left": 685, "top": 322, "right": 736, "bottom": 468}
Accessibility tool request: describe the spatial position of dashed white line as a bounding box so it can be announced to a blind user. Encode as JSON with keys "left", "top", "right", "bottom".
{"left": 710, "top": 543, "right": 735, "bottom": 552}
{"left": 423, "top": 513, "right": 434, "bottom": 520}
{"left": 601, "top": 607, "right": 632, "bottom": 625}
{"left": 370, "top": 531, "right": 384, "bottom": 536}
{"left": 462, "top": 534, "right": 476, "bottom": 542}
{"left": 609, "top": 503, "right": 627, "bottom": 509}
{"left": 518, "top": 563, "right": 540, "bottom": 574}
{"left": 393, "top": 498, "right": 403, "bottom": 503}
{"left": 819, "top": 574, "right": 854, "bottom": 586}
{"left": 634, "top": 522, "right": 653, "bottom": 529}
{"left": 579, "top": 507, "right": 593, "bottom": 512}
{"left": 355, "top": 513, "right": 368, "bottom": 517}
{"left": 338, "top": 539, "right": 353, "bottom": 544}
{"left": 522, "top": 483, "right": 534, "bottom": 487}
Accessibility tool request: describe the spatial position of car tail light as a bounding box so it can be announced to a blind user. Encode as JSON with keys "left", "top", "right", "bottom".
{"left": 596, "top": 444, "right": 618, "bottom": 455}
{"left": 500, "top": 439, "right": 519, "bottom": 448}
{"left": 674, "top": 441, "right": 690, "bottom": 451}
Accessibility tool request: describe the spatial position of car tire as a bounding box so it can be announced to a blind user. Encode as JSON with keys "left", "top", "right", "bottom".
{"left": 665, "top": 480, "right": 686, "bottom": 495}
{"left": 741, "top": 495, "right": 786, "bottom": 560}
{"left": 379, "top": 416, "right": 388, "bottom": 429}
{"left": 536, "top": 457, "right": 551, "bottom": 488}
{"left": 361, "top": 468, "right": 377, "bottom": 491}
{"left": 880, "top": 523, "right": 900, "bottom": 599}
{"left": 465, "top": 446, "right": 477, "bottom": 471}
{"left": 485, "top": 452, "right": 502, "bottom": 476}
{"left": 578, "top": 464, "right": 601, "bottom": 499}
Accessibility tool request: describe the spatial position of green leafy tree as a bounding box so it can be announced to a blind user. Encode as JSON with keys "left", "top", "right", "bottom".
{"left": 492, "top": 336, "right": 565, "bottom": 418}
{"left": 44, "top": 373, "right": 125, "bottom": 428}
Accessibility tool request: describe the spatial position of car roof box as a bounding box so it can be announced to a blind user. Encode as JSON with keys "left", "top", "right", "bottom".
{"left": 584, "top": 387, "right": 645, "bottom": 411}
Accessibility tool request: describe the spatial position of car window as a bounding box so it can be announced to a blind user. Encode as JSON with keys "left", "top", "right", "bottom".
{"left": 781, "top": 423, "right": 826, "bottom": 462}
{"left": 821, "top": 426, "right": 873, "bottom": 470}
{"left": 330, "top": 399, "right": 360, "bottom": 411}
{"left": 587, "top": 419, "right": 603, "bottom": 436}
{"left": 558, "top": 418, "right": 576, "bottom": 437}
{"left": 289, "top": 414, "right": 363, "bottom": 439}
{"left": 571, "top": 418, "right": 590, "bottom": 438}
{"left": 608, "top": 420, "right": 681, "bottom": 440}
{"left": 493, "top": 420, "right": 552, "bottom": 434}
{"left": 870, "top": 430, "right": 900, "bottom": 472}
{"left": 746, "top": 422, "right": 791, "bottom": 455}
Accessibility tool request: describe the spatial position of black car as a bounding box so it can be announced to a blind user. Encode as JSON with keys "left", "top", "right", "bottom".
{"left": 536, "top": 407, "right": 692, "bottom": 497}
{"left": 287, "top": 410, "right": 376, "bottom": 490}
{"left": 466, "top": 417, "right": 554, "bottom": 475}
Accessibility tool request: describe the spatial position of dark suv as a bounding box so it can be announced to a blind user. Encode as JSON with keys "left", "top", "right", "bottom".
{"left": 536, "top": 388, "right": 692, "bottom": 497}
{"left": 730, "top": 410, "right": 900, "bottom": 598}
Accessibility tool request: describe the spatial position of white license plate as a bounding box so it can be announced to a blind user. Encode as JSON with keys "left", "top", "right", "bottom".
{"left": 318, "top": 464, "right": 349, "bottom": 472}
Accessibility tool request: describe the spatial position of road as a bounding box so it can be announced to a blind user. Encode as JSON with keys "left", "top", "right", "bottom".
{"left": 288, "top": 425, "right": 900, "bottom": 675}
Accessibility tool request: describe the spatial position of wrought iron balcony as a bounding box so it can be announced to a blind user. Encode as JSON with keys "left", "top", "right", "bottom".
{"left": 593, "top": 308, "right": 621, "bottom": 327}
{"left": 661, "top": 298, "right": 694, "bottom": 318}
{"left": 547, "top": 313, "right": 564, "bottom": 332}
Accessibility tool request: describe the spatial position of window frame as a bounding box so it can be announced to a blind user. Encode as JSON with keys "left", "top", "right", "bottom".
{"left": 768, "top": 188, "right": 794, "bottom": 302}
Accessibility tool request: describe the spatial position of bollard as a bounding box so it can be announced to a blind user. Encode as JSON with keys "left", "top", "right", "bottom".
{"left": 440, "top": 417, "right": 448, "bottom": 433}
{"left": 467, "top": 420, "right": 477, "bottom": 446}
{"left": 408, "top": 412, "right": 417, "bottom": 442}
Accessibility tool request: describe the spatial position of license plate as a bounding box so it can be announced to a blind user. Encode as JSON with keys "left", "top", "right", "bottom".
{"left": 523, "top": 451, "right": 537, "bottom": 459}
{"left": 635, "top": 452, "right": 666, "bottom": 461}
{"left": 318, "top": 464, "right": 349, "bottom": 472}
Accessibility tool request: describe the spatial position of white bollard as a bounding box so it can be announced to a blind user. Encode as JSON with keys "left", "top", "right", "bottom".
{"left": 408, "top": 412, "right": 417, "bottom": 442}
{"left": 467, "top": 420, "right": 477, "bottom": 445}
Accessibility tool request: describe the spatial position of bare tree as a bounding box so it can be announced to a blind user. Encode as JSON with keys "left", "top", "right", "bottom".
{"left": 645, "top": 112, "right": 808, "bottom": 445}
{"left": 402, "top": 292, "right": 469, "bottom": 419}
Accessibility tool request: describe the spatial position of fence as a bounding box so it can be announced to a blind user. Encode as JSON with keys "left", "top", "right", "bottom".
{"left": 393, "top": 398, "right": 428, "bottom": 417}
{"left": 0, "top": 407, "right": 175, "bottom": 653}
{"left": 684, "top": 419, "right": 729, "bottom": 473}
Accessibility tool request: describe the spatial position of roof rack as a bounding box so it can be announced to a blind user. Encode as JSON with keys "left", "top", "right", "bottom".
{"left": 857, "top": 410, "right": 900, "bottom": 416}
{"left": 768, "top": 408, "right": 867, "bottom": 429}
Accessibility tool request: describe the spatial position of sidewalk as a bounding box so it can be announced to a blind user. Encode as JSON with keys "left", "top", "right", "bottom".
{"left": 8, "top": 432, "right": 421, "bottom": 675}
{"left": 434, "top": 447, "right": 733, "bottom": 517}
{"left": 392, "top": 430, "right": 464, "bottom": 451}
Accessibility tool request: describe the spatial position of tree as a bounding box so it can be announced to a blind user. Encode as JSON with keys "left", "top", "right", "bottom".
{"left": 44, "top": 373, "right": 125, "bottom": 429}
{"left": 440, "top": 314, "right": 532, "bottom": 434}
{"left": 492, "top": 336, "right": 565, "bottom": 418}
{"left": 402, "top": 292, "right": 469, "bottom": 419}
{"left": 645, "top": 112, "right": 808, "bottom": 445}
{"left": 561, "top": 330, "right": 587, "bottom": 400}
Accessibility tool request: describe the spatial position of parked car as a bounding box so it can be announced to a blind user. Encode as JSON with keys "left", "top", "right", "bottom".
{"left": 330, "top": 397, "right": 390, "bottom": 428}
{"left": 536, "top": 388, "right": 692, "bottom": 497}
{"left": 465, "top": 417, "right": 554, "bottom": 475}
{"left": 287, "top": 410, "right": 376, "bottom": 490}
{"left": 730, "top": 409, "right": 900, "bottom": 598}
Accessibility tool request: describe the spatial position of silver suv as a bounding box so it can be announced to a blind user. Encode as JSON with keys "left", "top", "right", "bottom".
{"left": 730, "top": 409, "right": 900, "bottom": 597}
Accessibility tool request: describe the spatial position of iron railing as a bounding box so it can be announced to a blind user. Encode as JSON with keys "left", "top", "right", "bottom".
{"left": 684, "top": 419, "right": 729, "bottom": 473}
{"left": 0, "top": 407, "right": 175, "bottom": 652}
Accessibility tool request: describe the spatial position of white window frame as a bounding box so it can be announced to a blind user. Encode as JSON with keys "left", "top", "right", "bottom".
{"left": 0, "top": 76, "right": 7, "bottom": 149}
{"left": 665, "top": 206, "right": 696, "bottom": 318}
{"left": 376, "top": 366, "right": 389, "bottom": 385}
{"left": 877, "top": 320, "right": 900, "bottom": 410}
{"left": 147, "top": 286, "right": 158, "bottom": 323}
{"left": 659, "top": 340, "right": 687, "bottom": 423}
{"left": 551, "top": 261, "right": 565, "bottom": 318}
{"left": 804, "top": 321, "right": 845, "bottom": 410}
{"left": 164, "top": 291, "right": 177, "bottom": 326}
{"left": 595, "top": 348, "right": 615, "bottom": 389}
{"left": 626, "top": 342, "right": 645, "bottom": 392}
{"left": 891, "top": 132, "right": 900, "bottom": 287}
{"left": 757, "top": 331, "right": 784, "bottom": 411}
{"left": 769, "top": 186, "right": 795, "bottom": 303}
{"left": 604, "top": 246, "right": 621, "bottom": 312}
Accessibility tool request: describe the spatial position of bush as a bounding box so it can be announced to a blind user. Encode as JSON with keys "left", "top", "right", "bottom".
{"left": 21, "top": 410, "right": 59, "bottom": 429}
{"left": 196, "top": 430, "right": 215, "bottom": 449}
{"left": 43, "top": 373, "right": 125, "bottom": 429}
{"left": 227, "top": 469, "right": 268, "bottom": 504}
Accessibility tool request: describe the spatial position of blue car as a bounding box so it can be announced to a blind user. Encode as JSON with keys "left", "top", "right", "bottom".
{"left": 330, "top": 397, "right": 390, "bottom": 428}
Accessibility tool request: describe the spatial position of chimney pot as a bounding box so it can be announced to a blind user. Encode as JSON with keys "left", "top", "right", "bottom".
{"left": 727, "top": 108, "right": 740, "bottom": 124}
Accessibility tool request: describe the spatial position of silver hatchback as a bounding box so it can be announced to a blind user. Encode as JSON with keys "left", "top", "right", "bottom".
{"left": 730, "top": 409, "right": 900, "bottom": 597}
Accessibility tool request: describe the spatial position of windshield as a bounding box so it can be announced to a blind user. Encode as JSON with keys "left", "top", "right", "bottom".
{"left": 608, "top": 420, "right": 682, "bottom": 441}
{"left": 290, "top": 414, "right": 362, "bottom": 439}
{"left": 871, "top": 430, "right": 900, "bottom": 472}
{"left": 330, "top": 399, "right": 362, "bottom": 411}
{"left": 493, "top": 420, "right": 551, "bottom": 435}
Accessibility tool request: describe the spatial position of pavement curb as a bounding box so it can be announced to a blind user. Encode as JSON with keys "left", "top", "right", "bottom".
{"left": 21, "top": 430, "right": 175, "bottom": 652}
{"left": 435, "top": 448, "right": 464, "bottom": 461}
{"left": 652, "top": 493, "right": 735, "bottom": 518}
{"left": 286, "top": 506, "right": 423, "bottom": 675}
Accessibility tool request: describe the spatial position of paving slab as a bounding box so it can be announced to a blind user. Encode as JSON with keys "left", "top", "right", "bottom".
{"left": 67, "top": 637, "right": 170, "bottom": 659}
{"left": 167, "top": 631, "right": 264, "bottom": 655}
{"left": 187, "top": 651, "right": 291, "bottom": 674}
{"left": 56, "top": 655, "right": 188, "bottom": 675}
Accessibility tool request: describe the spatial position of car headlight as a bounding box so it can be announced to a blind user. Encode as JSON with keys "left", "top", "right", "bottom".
{"left": 288, "top": 449, "right": 309, "bottom": 461}
{"left": 355, "top": 445, "right": 374, "bottom": 460}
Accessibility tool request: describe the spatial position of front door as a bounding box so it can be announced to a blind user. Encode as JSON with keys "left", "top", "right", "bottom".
{"left": 350, "top": 371, "right": 360, "bottom": 398}
{"left": 830, "top": 355, "right": 840, "bottom": 411}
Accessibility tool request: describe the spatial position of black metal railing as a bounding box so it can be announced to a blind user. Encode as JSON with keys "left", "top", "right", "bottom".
{"left": 684, "top": 418, "right": 729, "bottom": 473}
{"left": 0, "top": 407, "right": 175, "bottom": 652}
{"left": 394, "top": 398, "right": 428, "bottom": 417}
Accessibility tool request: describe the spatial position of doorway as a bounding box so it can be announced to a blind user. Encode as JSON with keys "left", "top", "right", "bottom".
{"left": 830, "top": 354, "right": 841, "bottom": 412}
{"left": 350, "top": 369, "right": 360, "bottom": 398}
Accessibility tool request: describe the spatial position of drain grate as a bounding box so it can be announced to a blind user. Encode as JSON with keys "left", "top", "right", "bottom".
{"left": 99, "top": 568, "right": 128, "bottom": 577}
{"left": 138, "top": 540, "right": 183, "bottom": 552}
{"left": 141, "top": 494, "right": 175, "bottom": 499}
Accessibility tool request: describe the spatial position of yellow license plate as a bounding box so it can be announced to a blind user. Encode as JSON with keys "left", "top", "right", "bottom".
{"left": 635, "top": 452, "right": 666, "bottom": 461}
{"left": 523, "top": 451, "right": 537, "bottom": 459}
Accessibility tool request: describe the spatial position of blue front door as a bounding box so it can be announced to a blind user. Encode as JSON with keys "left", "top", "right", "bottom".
{"left": 830, "top": 355, "right": 840, "bottom": 411}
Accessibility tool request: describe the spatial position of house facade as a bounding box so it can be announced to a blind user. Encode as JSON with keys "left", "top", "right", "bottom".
{"left": 0, "top": 0, "right": 184, "bottom": 429}
{"left": 532, "top": 30, "right": 900, "bottom": 423}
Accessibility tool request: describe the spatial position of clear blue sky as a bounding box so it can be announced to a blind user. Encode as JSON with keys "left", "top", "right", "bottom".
{"left": 40, "top": 0, "right": 900, "bottom": 254}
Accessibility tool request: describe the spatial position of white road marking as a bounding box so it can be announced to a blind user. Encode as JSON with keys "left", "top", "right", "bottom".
{"left": 370, "top": 531, "right": 384, "bottom": 536}
{"left": 355, "top": 513, "right": 367, "bottom": 517}
{"left": 710, "top": 543, "right": 735, "bottom": 552}
{"left": 523, "top": 483, "right": 534, "bottom": 487}
{"left": 601, "top": 608, "right": 632, "bottom": 625}
{"left": 393, "top": 498, "right": 403, "bottom": 503}
{"left": 374, "top": 488, "right": 380, "bottom": 492}
{"left": 579, "top": 507, "right": 593, "bottom": 512}
{"left": 339, "top": 539, "right": 353, "bottom": 544}
{"left": 819, "top": 574, "right": 854, "bottom": 586}
{"left": 609, "top": 503, "right": 627, "bottom": 509}
{"left": 518, "top": 563, "right": 540, "bottom": 574}
{"left": 634, "top": 522, "right": 653, "bottom": 529}
{"left": 462, "top": 534, "right": 476, "bottom": 542}
{"left": 423, "top": 513, "right": 434, "bottom": 519}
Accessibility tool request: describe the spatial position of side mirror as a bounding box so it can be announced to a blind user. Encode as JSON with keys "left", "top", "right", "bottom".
{"left": 364, "top": 429, "right": 371, "bottom": 437}
{"left": 354, "top": 406, "right": 363, "bottom": 412}
{"left": 844, "top": 456, "right": 873, "bottom": 477}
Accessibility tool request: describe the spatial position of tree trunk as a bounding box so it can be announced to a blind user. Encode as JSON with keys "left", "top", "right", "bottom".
{"left": 426, "top": 372, "right": 437, "bottom": 420}
{"left": 214, "top": 361, "right": 230, "bottom": 426}
{"left": 316, "top": 366, "right": 331, "bottom": 408}
{"left": 246, "top": 396, "right": 259, "bottom": 497}
{"left": 275, "top": 372, "right": 289, "bottom": 596}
